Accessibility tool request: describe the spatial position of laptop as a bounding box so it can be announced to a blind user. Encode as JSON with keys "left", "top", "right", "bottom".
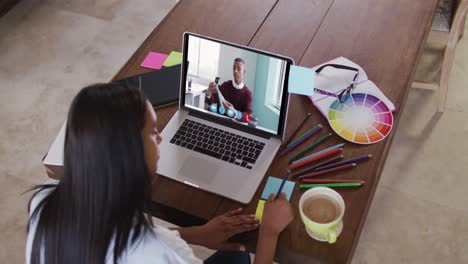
{"left": 157, "top": 32, "right": 293, "bottom": 204}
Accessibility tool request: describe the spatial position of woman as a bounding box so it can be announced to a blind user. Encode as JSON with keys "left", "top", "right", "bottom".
{"left": 27, "top": 82, "right": 294, "bottom": 264}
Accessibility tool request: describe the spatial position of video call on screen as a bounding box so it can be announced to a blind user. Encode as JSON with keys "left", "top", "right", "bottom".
{"left": 184, "top": 35, "right": 287, "bottom": 135}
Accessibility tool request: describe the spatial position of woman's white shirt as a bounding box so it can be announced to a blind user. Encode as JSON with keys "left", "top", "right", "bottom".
{"left": 26, "top": 182, "right": 203, "bottom": 264}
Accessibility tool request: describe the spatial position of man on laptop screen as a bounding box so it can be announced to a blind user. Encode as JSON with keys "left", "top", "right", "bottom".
{"left": 157, "top": 33, "right": 293, "bottom": 204}
{"left": 184, "top": 35, "right": 288, "bottom": 134}
{"left": 205, "top": 58, "right": 253, "bottom": 122}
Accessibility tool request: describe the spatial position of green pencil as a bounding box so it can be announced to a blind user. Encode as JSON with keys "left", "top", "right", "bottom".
{"left": 300, "top": 182, "right": 363, "bottom": 189}
{"left": 288, "top": 133, "right": 332, "bottom": 162}
{"left": 287, "top": 124, "right": 322, "bottom": 148}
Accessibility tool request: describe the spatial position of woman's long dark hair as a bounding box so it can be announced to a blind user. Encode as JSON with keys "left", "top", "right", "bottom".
{"left": 28, "top": 82, "right": 154, "bottom": 264}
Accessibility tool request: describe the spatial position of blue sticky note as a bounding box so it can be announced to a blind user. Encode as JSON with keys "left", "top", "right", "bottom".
{"left": 261, "top": 176, "right": 295, "bottom": 201}
{"left": 288, "top": 65, "right": 315, "bottom": 96}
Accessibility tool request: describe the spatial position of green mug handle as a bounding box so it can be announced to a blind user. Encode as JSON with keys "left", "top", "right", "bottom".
{"left": 327, "top": 228, "right": 337, "bottom": 244}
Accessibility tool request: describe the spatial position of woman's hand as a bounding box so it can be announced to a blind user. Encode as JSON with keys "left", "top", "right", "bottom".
{"left": 260, "top": 193, "right": 294, "bottom": 237}
{"left": 192, "top": 208, "right": 259, "bottom": 251}
{"left": 253, "top": 193, "right": 294, "bottom": 264}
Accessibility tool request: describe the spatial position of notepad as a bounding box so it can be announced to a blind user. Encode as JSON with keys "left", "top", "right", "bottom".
{"left": 163, "top": 51, "right": 182, "bottom": 67}
{"left": 261, "top": 176, "right": 295, "bottom": 201}
{"left": 43, "top": 65, "right": 181, "bottom": 168}
{"left": 309, "top": 57, "right": 396, "bottom": 144}
{"left": 288, "top": 65, "right": 315, "bottom": 96}
{"left": 140, "top": 51, "right": 168, "bottom": 70}
{"left": 255, "top": 176, "right": 295, "bottom": 223}
{"left": 309, "top": 56, "right": 395, "bottom": 116}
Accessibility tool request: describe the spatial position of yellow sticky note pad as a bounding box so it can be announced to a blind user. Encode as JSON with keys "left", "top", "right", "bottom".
{"left": 255, "top": 200, "right": 266, "bottom": 223}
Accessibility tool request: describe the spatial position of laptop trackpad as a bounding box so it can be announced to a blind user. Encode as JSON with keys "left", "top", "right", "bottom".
{"left": 178, "top": 156, "right": 218, "bottom": 184}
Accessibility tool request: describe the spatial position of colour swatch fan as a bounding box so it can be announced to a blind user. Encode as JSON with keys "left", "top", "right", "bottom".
{"left": 328, "top": 93, "right": 393, "bottom": 144}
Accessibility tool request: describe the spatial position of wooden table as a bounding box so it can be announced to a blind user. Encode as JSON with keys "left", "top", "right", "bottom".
{"left": 111, "top": 0, "right": 438, "bottom": 263}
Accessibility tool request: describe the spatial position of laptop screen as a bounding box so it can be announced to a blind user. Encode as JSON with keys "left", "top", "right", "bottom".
{"left": 181, "top": 33, "right": 292, "bottom": 136}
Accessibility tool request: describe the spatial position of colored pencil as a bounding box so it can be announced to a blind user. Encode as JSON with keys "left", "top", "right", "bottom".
{"left": 291, "top": 155, "right": 344, "bottom": 178}
{"left": 300, "top": 182, "right": 363, "bottom": 189}
{"left": 301, "top": 179, "right": 365, "bottom": 184}
{"left": 275, "top": 170, "right": 290, "bottom": 200}
{"left": 314, "top": 154, "right": 372, "bottom": 171}
{"left": 291, "top": 143, "right": 345, "bottom": 164}
{"left": 290, "top": 148, "right": 343, "bottom": 170}
{"left": 287, "top": 125, "right": 320, "bottom": 148}
{"left": 288, "top": 133, "right": 332, "bottom": 162}
{"left": 281, "top": 112, "right": 310, "bottom": 148}
{"left": 280, "top": 125, "right": 323, "bottom": 156}
{"left": 298, "top": 163, "right": 356, "bottom": 179}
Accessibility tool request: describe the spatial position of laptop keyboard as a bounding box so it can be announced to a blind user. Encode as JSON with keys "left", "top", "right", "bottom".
{"left": 169, "top": 119, "right": 265, "bottom": 169}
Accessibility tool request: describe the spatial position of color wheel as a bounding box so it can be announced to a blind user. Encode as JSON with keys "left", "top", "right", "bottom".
{"left": 328, "top": 93, "right": 393, "bottom": 144}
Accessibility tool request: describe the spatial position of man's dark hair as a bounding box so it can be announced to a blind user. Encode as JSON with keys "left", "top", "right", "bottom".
{"left": 234, "top": 57, "right": 245, "bottom": 65}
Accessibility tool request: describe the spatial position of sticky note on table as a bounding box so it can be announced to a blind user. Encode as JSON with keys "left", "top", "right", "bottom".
{"left": 255, "top": 176, "right": 296, "bottom": 223}
{"left": 140, "top": 51, "right": 168, "bottom": 70}
{"left": 288, "top": 65, "right": 315, "bottom": 96}
{"left": 261, "top": 176, "right": 295, "bottom": 201}
{"left": 255, "top": 200, "right": 266, "bottom": 223}
{"left": 163, "top": 51, "right": 182, "bottom": 67}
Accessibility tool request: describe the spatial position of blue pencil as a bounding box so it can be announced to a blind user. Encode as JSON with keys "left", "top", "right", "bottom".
{"left": 275, "top": 170, "right": 290, "bottom": 200}
{"left": 291, "top": 143, "right": 346, "bottom": 164}
{"left": 314, "top": 154, "right": 372, "bottom": 171}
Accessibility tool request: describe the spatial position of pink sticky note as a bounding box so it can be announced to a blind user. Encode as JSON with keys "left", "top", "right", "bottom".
{"left": 140, "top": 52, "right": 168, "bottom": 70}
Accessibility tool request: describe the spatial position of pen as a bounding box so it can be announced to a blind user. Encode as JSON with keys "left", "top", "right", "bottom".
{"left": 275, "top": 170, "right": 290, "bottom": 200}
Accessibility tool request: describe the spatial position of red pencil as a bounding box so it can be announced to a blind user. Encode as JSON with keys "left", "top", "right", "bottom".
{"left": 289, "top": 148, "right": 343, "bottom": 170}
{"left": 298, "top": 163, "right": 356, "bottom": 180}
{"left": 301, "top": 179, "right": 365, "bottom": 184}
{"left": 291, "top": 155, "right": 344, "bottom": 178}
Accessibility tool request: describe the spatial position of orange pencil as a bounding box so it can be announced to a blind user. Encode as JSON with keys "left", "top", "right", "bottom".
{"left": 289, "top": 148, "right": 343, "bottom": 170}
{"left": 301, "top": 179, "right": 364, "bottom": 184}
{"left": 298, "top": 163, "right": 356, "bottom": 179}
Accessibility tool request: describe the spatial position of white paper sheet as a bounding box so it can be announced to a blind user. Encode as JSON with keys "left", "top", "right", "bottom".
{"left": 310, "top": 57, "right": 395, "bottom": 118}
{"left": 43, "top": 121, "right": 66, "bottom": 166}
{"left": 216, "top": 84, "right": 226, "bottom": 105}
